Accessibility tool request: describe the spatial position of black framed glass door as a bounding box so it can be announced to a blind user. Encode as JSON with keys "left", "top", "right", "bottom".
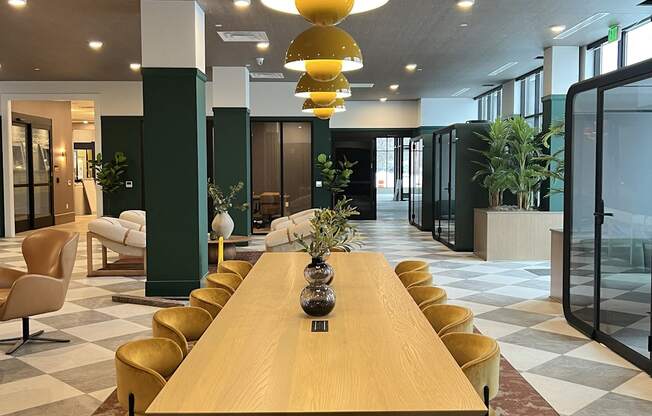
{"left": 564, "top": 60, "right": 652, "bottom": 374}
{"left": 12, "top": 113, "right": 54, "bottom": 233}
{"left": 251, "top": 120, "right": 312, "bottom": 234}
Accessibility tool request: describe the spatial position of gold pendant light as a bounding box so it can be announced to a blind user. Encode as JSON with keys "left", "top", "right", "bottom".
{"left": 262, "top": 0, "right": 389, "bottom": 18}
{"left": 302, "top": 98, "right": 346, "bottom": 120}
{"left": 295, "top": 73, "right": 351, "bottom": 106}
{"left": 295, "top": 0, "right": 353, "bottom": 25}
{"left": 285, "top": 26, "right": 363, "bottom": 82}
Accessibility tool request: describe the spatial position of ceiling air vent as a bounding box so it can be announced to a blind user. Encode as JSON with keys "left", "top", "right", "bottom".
{"left": 218, "top": 31, "right": 269, "bottom": 42}
{"left": 249, "top": 72, "right": 285, "bottom": 79}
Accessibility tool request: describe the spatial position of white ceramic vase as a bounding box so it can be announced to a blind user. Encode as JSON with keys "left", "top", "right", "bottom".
{"left": 212, "top": 211, "right": 234, "bottom": 239}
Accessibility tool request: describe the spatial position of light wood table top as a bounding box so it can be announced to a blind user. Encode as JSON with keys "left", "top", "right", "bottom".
{"left": 147, "top": 252, "right": 487, "bottom": 416}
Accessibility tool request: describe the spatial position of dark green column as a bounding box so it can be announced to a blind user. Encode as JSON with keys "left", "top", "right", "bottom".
{"left": 312, "top": 119, "right": 332, "bottom": 208}
{"left": 213, "top": 107, "right": 251, "bottom": 236}
{"left": 542, "top": 94, "right": 566, "bottom": 212}
{"left": 142, "top": 68, "right": 208, "bottom": 297}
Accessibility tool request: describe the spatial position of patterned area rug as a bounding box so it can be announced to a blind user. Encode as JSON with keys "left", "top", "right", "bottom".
{"left": 92, "top": 354, "right": 557, "bottom": 415}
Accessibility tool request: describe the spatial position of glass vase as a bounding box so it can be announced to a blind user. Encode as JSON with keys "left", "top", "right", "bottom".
{"left": 304, "top": 256, "right": 334, "bottom": 285}
{"left": 300, "top": 284, "right": 336, "bottom": 317}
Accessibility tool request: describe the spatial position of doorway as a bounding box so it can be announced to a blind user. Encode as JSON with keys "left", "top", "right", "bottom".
{"left": 11, "top": 113, "right": 54, "bottom": 233}
{"left": 250, "top": 120, "right": 312, "bottom": 234}
{"left": 376, "top": 137, "right": 410, "bottom": 220}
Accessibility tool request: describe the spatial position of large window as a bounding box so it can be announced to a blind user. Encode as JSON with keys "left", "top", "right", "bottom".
{"left": 625, "top": 20, "right": 652, "bottom": 65}
{"left": 476, "top": 88, "right": 502, "bottom": 121}
{"left": 587, "top": 17, "right": 652, "bottom": 78}
{"left": 515, "top": 68, "right": 544, "bottom": 129}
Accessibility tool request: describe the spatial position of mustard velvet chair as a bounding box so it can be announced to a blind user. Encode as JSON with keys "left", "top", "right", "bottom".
{"left": 206, "top": 272, "right": 242, "bottom": 295}
{"left": 0, "top": 229, "right": 79, "bottom": 354}
{"left": 218, "top": 260, "right": 253, "bottom": 279}
{"left": 189, "top": 288, "right": 231, "bottom": 319}
{"left": 422, "top": 304, "right": 474, "bottom": 337}
{"left": 398, "top": 271, "right": 433, "bottom": 289}
{"left": 441, "top": 333, "right": 500, "bottom": 415}
{"left": 152, "top": 307, "right": 213, "bottom": 357}
{"left": 115, "top": 338, "right": 183, "bottom": 416}
{"left": 407, "top": 286, "right": 447, "bottom": 310}
{"left": 394, "top": 260, "right": 429, "bottom": 277}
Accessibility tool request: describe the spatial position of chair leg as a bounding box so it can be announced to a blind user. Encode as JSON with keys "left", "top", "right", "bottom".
{"left": 129, "top": 393, "right": 135, "bottom": 416}
{"left": 484, "top": 385, "right": 490, "bottom": 416}
{"left": 0, "top": 317, "right": 69, "bottom": 355}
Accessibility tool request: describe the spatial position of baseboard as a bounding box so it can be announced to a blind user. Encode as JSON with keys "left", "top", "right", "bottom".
{"left": 55, "top": 212, "right": 76, "bottom": 225}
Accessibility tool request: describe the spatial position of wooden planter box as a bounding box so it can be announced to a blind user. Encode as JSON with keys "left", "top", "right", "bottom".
{"left": 474, "top": 208, "right": 564, "bottom": 261}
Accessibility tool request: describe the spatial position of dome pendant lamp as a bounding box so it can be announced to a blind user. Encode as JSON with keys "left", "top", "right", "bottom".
{"left": 302, "top": 98, "right": 346, "bottom": 120}
{"left": 262, "top": 0, "right": 389, "bottom": 18}
{"left": 295, "top": 73, "right": 351, "bottom": 107}
{"left": 285, "top": 26, "right": 363, "bottom": 82}
{"left": 295, "top": 0, "right": 354, "bottom": 25}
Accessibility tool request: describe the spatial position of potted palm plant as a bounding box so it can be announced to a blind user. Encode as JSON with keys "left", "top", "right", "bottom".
{"left": 472, "top": 119, "right": 511, "bottom": 208}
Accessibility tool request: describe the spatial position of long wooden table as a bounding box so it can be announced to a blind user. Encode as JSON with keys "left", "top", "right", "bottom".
{"left": 147, "top": 252, "right": 487, "bottom": 416}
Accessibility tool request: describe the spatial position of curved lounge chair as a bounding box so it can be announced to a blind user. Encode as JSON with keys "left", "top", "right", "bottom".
{"left": 265, "top": 220, "right": 313, "bottom": 252}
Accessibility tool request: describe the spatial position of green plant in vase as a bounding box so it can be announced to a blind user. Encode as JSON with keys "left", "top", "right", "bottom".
{"left": 208, "top": 181, "right": 248, "bottom": 239}
{"left": 89, "top": 152, "right": 128, "bottom": 216}
{"left": 315, "top": 153, "right": 357, "bottom": 204}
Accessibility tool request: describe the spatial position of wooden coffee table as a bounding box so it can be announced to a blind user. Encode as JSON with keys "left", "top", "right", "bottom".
{"left": 208, "top": 235, "right": 250, "bottom": 264}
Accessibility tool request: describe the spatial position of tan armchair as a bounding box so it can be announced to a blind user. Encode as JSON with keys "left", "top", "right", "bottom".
{"left": 0, "top": 229, "right": 79, "bottom": 354}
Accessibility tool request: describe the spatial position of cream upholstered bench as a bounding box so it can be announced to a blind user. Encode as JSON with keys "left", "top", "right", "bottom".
{"left": 270, "top": 209, "right": 317, "bottom": 231}
{"left": 87, "top": 217, "right": 146, "bottom": 277}
{"left": 265, "top": 220, "right": 313, "bottom": 252}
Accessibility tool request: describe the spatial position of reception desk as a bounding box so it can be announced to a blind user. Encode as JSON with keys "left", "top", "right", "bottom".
{"left": 147, "top": 252, "right": 486, "bottom": 416}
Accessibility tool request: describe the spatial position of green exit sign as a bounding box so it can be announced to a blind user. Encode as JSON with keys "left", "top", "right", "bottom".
{"left": 608, "top": 24, "right": 621, "bottom": 43}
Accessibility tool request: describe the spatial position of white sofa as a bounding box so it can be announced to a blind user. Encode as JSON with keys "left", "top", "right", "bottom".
{"left": 119, "top": 210, "right": 146, "bottom": 226}
{"left": 270, "top": 209, "right": 318, "bottom": 231}
{"left": 265, "top": 220, "right": 313, "bottom": 252}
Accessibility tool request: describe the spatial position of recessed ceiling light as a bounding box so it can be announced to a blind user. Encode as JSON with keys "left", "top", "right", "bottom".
{"left": 33, "top": 67, "right": 40, "bottom": 71}
{"left": 550, "top": 25, "right": 566, "bottom": 34}
{"left": 130, "top": 63, "right": 141, "bottom": 71}
{"left": 389, "top": 84, "right": 399, "bottom": 91}
{"left": 257, "top": 42, "right": 270, "bottom": 51}
{"left": 88, "top": 40, "right": 103, "bottom": 50}
{"left": 8, "top": 0, "right": 26, "bottom": 8}
{"left": 405, "top": 63, "right": 417, "bottom": 72}
{"left": 215, "top": 24, "right": 223, "bottom": 28}
{"left": 379, "top": 97, "right": 388, "bottom": 102}
{"left": 451, "top": 88, "right": 471, "bottom": 97}
{"left": 457, "top": 0, "right": 475, "bottom": 9}
{"left": 553, "top": 13, "right": 609, "bottom": 40}
{"left": 83, "top": 120, "right": 89, "bottom": 125}
{"left": 488, "top": 61, "right": 518, "bottom": 76}
{"left": 460, "top": 23, "right": 469, "bottom": 28}
{"left": 233, "top": 0, "right": 251, "bottom": 8}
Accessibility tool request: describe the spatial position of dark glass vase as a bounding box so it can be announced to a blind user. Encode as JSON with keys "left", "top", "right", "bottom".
{"left": 300, "top": 284, "right": 336, "bottom": 317}
{"left": 304, "top": 256, "right": 334, "bottom": 285}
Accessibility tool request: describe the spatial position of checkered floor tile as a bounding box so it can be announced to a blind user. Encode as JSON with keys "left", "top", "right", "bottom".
{"left": 0, "top": 202, "right": 650, "bottom": 416}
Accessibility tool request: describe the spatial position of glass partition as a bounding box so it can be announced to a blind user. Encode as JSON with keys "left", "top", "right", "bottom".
{"left": 565, "top": 60, "right": 652, "bottom": 374}
{"left": 409, "top": 138, "right": 423, "bottom": 227}
{"left": 251, "top": 121, "right": 312, "bottom": 233}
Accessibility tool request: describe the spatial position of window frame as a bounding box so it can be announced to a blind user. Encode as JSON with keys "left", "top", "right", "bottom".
{"left": 515, "top": 67, "right": 544, "bottom": 129}
{"left": 475, "top": 86, "right": 503, "bottom": 121}
{"left": 587, "top": 16, "right": 652, "bottom": 78}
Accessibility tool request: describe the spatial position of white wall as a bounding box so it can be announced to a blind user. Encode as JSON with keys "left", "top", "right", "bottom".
{"left": 249, "top": 82, "right": 305, "bottom": 117}
{"left": 331, "top": 100, "right": 419, "bottom": 129}
{"left": 0, "top": 81, "right": 143, "bottom": 115}
{"left": 418, "top": 98, "right": 477, "bottom": 127}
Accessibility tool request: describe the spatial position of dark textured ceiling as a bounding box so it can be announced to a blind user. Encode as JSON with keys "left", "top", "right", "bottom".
{"left": 0, "top": 0, "right": 650, "bottom": 100}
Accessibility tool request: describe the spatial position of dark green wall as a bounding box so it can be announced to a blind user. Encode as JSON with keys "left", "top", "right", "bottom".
{"left": 100, "top": 116, "right": 144, "bottom": 217}
{"left": 542, "top": 94, "right": 566, "bottom": 212}
{"left": 213, "top": 107, "right": 251, "bottom": 236}
{"left": 142, "top": 68, "right": 208, "bottom": 297}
